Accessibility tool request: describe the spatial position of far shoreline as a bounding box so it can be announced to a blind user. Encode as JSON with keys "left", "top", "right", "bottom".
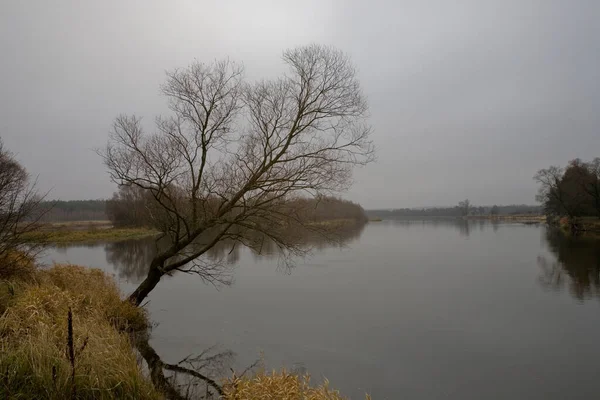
{"left": 367, "top": 215, "right": 546, "bottom": 223}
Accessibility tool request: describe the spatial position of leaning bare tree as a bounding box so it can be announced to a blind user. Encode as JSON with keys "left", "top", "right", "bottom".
{"left": 0, "top": 139, "right": 46, "bottom": 278}
{"left": 101, "top": 44, "right": 374, "bottom": 305}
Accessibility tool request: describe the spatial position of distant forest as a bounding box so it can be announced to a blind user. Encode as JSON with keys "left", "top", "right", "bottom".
{"left": 38, "top": 196, "right": 368, "bottom": 225}
{"left": 106, "top": 185, "right": 368, "bottom": 228}
{"left": 38, "top": 198, "right": 544, "bottom": 223}
{"left": 39, "top": 200, "right": 107, "bottom": 222}
{"left": 367, "top": 204, "right": 542, "bottom": 219}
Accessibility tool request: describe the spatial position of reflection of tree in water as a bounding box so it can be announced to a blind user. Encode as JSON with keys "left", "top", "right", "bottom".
{"left": 538, "top": 229, "right": 600, "bottom": 301}
{"left": 104, "top": 236, "right": 241, "bottom": 284}
{"left": 106, "top": 224, "right": 366, "bottom": 283}
{"left": 395, "top": 218, "right": 506, "bottom": 236}
{"left": 135, "top": 332, "right": 261, "bottom": 399}
{"left": 492, "top": 220, "right": 500, "bottom": 232}
{"left": 105, "top": 238, "right": 158, "bottom": 282}
{"left": 389, "top": 218, "right": 475, "bottom": 237}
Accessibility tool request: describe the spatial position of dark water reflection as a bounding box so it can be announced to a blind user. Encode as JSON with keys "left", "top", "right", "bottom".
{"left": 43, "top": 220, "right": 600, "bottom": 400}
{"left": 538, "top": 229, "right": 600, "bottom": 301}
{"left": 103, "top": 223, "right": 366, "bottom": 284}
{"left": 381, "top": 217, "right": 501, "bottom": 237}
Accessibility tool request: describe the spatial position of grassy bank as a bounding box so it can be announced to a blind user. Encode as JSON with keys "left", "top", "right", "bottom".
{"left": 466, "top": 214, "right": 546, "bottom": 223}
{"left": 555, "top": 216, "right": 600, "bottom": 236}
{"left": 224, "top": 371, "right": 371, "bottom": 399}
{"left": 1, "top": 262, "right": 369, "bottom": 399}
{"left": 23, "top": 227, "right": 158, "bottom": 244}
{"left": 306, "top": 218, "right": 365, "bottom": 227}
{"left": 0, "top": 264, "right": 159, "bottom": 399}
{"left": 366, "top": 215, "right": 546, "bottom": 223}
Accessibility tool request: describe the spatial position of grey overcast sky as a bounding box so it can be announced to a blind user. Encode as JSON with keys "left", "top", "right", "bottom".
{"left": 1, "top": 0, "right": 599, "bottom": 208}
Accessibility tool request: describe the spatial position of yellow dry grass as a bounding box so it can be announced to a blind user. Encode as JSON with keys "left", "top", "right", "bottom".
{"left": 1, "top": 264, "right": 373, "bottom": 399}
{"left": 0, "top": 264, "right": 160, "bottom": 399}
{"left": 224, "top": 370, "right": 372, "bottom": 400}
{"left": 0, "top": 249, "right": 36, "bottom": 280}
{"left": 23, "top": 227, "right": 158, "bottom": 244}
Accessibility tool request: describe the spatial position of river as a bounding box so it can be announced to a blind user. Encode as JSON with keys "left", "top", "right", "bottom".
{"left": 42, "top": 220, "right": 600, "bottom": 399}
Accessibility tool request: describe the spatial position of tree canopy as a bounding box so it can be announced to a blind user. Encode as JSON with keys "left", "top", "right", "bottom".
{"left": 534, "top": 158, "right": 600, "bottom": 219}
{"left": 100, "top": 44, "right": 374, "bottom": 305}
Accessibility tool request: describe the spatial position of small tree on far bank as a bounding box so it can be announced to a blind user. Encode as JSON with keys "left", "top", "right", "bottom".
{"left": 101, "top": 45, "right": 374, "bottom": 305}
{"left": 458, "top": 199, "right": 471, "bottom": 216}
{"left": 0, "top": 139, "right": 46, "bottom": 278}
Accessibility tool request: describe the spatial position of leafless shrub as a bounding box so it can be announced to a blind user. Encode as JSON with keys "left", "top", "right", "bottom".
{"left": 0, "top": 139, "right": 48, "bottom": 279}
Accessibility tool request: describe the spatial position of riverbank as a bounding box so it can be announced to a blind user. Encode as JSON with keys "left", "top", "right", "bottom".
{"left": 1, "top": 262, "right": 368, "bottom": 399}
{"left": 0, "top": 264, "right": 159, "bottom": 399}
{"left": 307, "top": 218, "right": 366, "bottom": 227}
{"left": 28, "top": 219, "right": 367, "bottom": 244}
{"left": 23, "top": 221, "right": 158, "bottom": 244}
{"left": 366, "top": 215, "right": 546, "bottom": 223}
{"left": 28, "top": 228, "right": 158, "bottom": 244}
{"left": 466, "top": 214, "right": 546, "bottom": 223}
{"left": 553, "top": 216, "right": 600, "bottom": 236}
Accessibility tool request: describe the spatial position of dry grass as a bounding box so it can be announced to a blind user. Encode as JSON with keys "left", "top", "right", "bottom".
{"left": 0, "top": 264, "right": 160, "bottom": 399}
{"left": 0, "top": 250, "right": 36, "bottom": 281}
{"left": 44, "top": 221, "right": 114, "bottom": 229}
{"left": 223, "top": 370, "right": 371, "bottom": 400}
{"left": 557, "top": 216, "right": 600, "bottom": 235}
{"left": 306, "top": 219, "right": 360, "bottom": 228}
{"left": 467, "top": 214, "right": 546, "bottom": 222}
{"left": 1, "top": 263, "right": 373, "bottom": 399}
{"left": 23, "top": 228, "right": 158, "bottom": 244}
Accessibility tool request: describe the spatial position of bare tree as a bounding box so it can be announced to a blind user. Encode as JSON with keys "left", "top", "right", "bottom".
{"left": 458, "top": 199, "right": 471, "bottom": 216}
{"left": 535, "top": 160, "right": 600, "bottom": 220}
{"left": 534, "top": 166, "right": 567, "bottom": 217}
{"left": 583, "top": 158, "right": 600, "bottom": 217}
{"left": 100, "top": 45, "right": 374, "bottom": 305}
{"left": 0, "top": 139, "right": 47, "bottom": 278}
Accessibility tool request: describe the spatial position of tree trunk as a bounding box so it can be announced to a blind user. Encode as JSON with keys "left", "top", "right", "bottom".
{"left": 128, "top": 266, "right": 163, "bottom": 306}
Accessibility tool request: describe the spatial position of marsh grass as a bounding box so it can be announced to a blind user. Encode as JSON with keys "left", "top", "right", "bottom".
{"left": 306, "top": 219, "right": 360, "bottom": 228}
{"left": 0, "top": 265, "right": 371, "bottom": 399}
{"left": 556, "top": 216, "right": 600, "bottom": 237}
{"left": 23, "top": 228, "right": 158, "bottom": 244}
{"left": 467, "top": 214, "right": 546, "bottom": 222}
{"left": 0, "top": 250, "right": 37, "bottom": 281}
{"left": 223, "top": 370, "right": 371, "bottom": 400}
{"left": 0, "top": 264, "right": 160, "bottom": 399}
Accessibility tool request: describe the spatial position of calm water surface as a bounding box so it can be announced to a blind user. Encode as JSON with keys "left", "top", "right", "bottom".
{"left": 43, "top": 220, "right": 600, "bottom": 399}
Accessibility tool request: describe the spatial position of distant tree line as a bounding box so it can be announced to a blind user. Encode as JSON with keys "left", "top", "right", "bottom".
{"left": 534, "top": 158, "right": 600, "bottom": 220}
{"left": 286, "top": 196, "right": 368, "bottom": 224}
{"left": 39, "top": 199, "right": 107, "bottom": 222}
{"left": 367, "top": 203, "right": 541, "bottom": 219}
{"left": 37, "top": 191, "right": 368, "bottom": 226}
{"left": 105, "top": 186, "right": 148, "bottom": 227}
{"left": 107, "top": 185, "right": 367, "bottom": 228}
